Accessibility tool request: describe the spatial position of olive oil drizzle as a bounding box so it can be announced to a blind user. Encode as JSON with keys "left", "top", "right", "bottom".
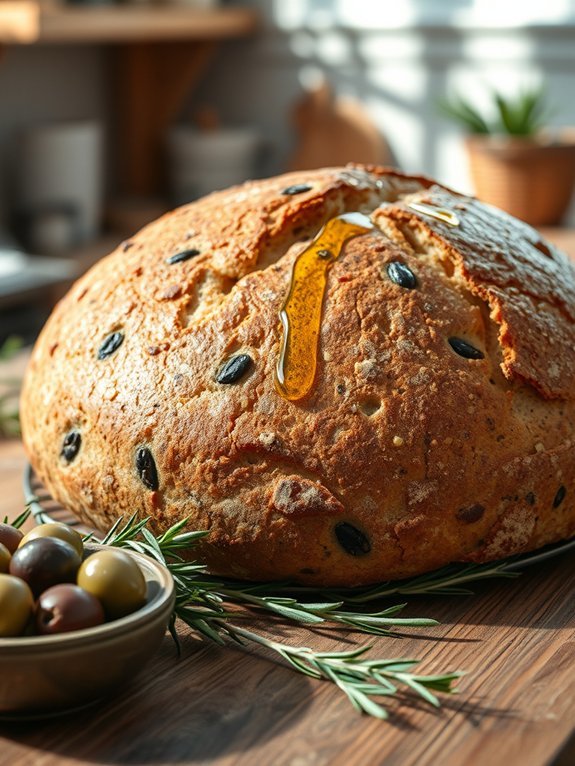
{"left": 407, "top": 201, "right": 460, "bottom": 227}
{"left": 275, "top": 212, "right": 374, "bottom": 401}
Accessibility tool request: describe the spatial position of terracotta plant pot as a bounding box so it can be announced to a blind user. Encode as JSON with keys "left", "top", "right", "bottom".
{"left": 465, "top": 132, "right": 575, "bottom": 226}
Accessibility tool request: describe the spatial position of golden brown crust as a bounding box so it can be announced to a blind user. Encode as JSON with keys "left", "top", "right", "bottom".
{"left": 20, "top": 165, "right": 575, "bottom": 586}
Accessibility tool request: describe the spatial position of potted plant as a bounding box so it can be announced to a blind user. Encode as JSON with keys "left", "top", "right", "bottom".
{"left": 440, "top": 87, "right": 575, "bottom": 226}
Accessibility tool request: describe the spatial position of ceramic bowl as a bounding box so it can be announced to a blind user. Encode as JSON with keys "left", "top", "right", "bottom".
{"left": 0, "top": 544, "right": 175, "bottom": 719}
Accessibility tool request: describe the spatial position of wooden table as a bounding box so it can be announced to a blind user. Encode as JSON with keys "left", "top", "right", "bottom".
{"left": 1, "top": 230, "right": 575, "bottom": 766}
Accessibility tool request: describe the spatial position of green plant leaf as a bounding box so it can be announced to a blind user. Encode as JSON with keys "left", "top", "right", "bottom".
{"left": 438, "top": 95, "right": 491, "bottom": 134}
{"left": 439, "top": 85, "right": 552, "bottom": 137}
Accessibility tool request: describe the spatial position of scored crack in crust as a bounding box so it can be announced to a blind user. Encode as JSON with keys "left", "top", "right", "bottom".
{"left": 20, "top": 165, "right": 575, "bottom": 586}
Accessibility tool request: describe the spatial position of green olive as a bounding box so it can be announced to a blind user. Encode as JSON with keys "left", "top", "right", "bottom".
{"left": 20, "top": 522, "right": 84, "bottom": 557}
{"left": 0, "top": 542, "right": 10, "bottom": 574}
{"left": 0, "top": 574, "right": 34, "bottom": 637}
{"left": 77, "top": 550, "right": 147, "bottom": 619}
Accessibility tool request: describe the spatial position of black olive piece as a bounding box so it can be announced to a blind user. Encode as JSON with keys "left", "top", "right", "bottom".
{"left": 448, "top": 337, "right": 484, "bottom": 360}
{"left": 455, "top": 503, "right": 485, "bottom": 524}
{"left": 166, "top": 249, "right": 201, "bottom": 265}
{"left": 97, "top": 331, "right": 124, "bottom": 360}
{"left": 553, "top": 485, "right": 566, "bottom": 508}
{"left": 387, "top": 261, "right": 417, "bottom": 289}
{"left": 61, "top": 430, "right": 81, "bottom": 463}
{"left": 281, "top": 184, "right": 312, "bottom": 196}
{"left": 216, "top": 354, "right": 252, "bottom": 384}
{"left": 533, "top": 240, "right": 553, "bottom": 260}
{"left": 136, "top": 447, "right": 159, "bottom": 491}
{"left": 334, "top": 522, "right": 371, "bottom": 557}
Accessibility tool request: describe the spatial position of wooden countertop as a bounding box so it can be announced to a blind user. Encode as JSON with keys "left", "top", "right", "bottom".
{"left": 1, "top": 230, "right": 575, "bottom": 765}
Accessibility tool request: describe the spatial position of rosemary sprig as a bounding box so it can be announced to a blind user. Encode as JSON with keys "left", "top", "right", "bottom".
{"left": 0, "top": 336, "right": 23, "bottom": 361}
{"left": 211, "top": 624, "right": 463, "bottom": 719}
{"left": 0, "top": 336, "right": 23, "bottom": 438}
{"left": 3, "top": 506, "right": 31, "bottom": 528}
{"left": 94, "top": 514, "right": 464, "bottom": 718}
{"left": 190, "top": 560, "right": 520, "bottom": 609}
{"left": 252, "top": 561, "right": 521, "bottom": 603}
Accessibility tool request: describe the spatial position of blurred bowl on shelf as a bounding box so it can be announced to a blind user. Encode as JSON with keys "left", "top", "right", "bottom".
{"left": 167, "top": 126, "right": 261, "bottom": 203}
{"left": 17, "top": 121, "right": 103, "bottom": 243}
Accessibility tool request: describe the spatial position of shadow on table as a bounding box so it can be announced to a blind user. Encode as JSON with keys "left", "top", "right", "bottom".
{"left": 384, "top": 691, "right": 518, "bottom": 733}
{"left": 400, "top": 553, "right": 575, "bottom": 632}
{"left": 0, "top": 633, "right": 313, "bottom": 764}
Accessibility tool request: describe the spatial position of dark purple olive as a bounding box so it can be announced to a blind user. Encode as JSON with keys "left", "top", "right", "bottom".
{"left": 0, "top": 522, "right": 23, "bottom": 554}
{"left": 9, "top": 538, "right": 81, "bottom": 597}
{"left": 36, "top": 584, "right": 105, "bottom": 635}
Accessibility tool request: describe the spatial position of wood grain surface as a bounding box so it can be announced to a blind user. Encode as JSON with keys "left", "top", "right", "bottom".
{"left": 1, "top": 229, "right": 575, "bottom": 765}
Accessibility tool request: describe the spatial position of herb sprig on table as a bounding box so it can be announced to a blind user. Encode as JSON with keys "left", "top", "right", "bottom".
{"left": 16, "top": 503, "right": 530, "bottom": 720}
{"left": 103, "top": 513, "right": 528, "bottom": 719}
{"left": 0, "top": 336, "right": 23, "bottom": 438}
{"left": 98, "top": 514, "right": 467, "bottom": 719}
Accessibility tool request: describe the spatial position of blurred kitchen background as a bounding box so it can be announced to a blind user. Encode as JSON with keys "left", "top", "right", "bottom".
{"left": 1, "top": 0, "right": 575, "bottom": 348}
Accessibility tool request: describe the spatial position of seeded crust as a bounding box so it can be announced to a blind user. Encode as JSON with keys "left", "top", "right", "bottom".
{"left": 20, "top": 165, "right": 575, "bottom": 586}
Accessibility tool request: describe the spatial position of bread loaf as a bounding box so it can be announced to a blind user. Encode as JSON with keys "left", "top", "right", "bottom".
{"left": 21, "top": 166, "right": 575, "bottom": 586}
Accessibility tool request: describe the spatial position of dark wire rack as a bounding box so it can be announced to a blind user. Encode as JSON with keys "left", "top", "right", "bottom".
{"left": 23, "top": 463, "right": 98, "bottom": 537}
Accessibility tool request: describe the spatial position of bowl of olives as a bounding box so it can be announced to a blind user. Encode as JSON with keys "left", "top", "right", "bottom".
{"left": 0, "top": 521, "right": 175, "bottom": 718}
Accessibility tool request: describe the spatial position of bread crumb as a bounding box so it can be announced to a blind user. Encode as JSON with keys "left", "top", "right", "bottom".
{"left": 96, "top": 380, "right": 118, "bottom": 401}
{"left": 256, "top": 395, "right": 275, "bottom": 415}
{"left": 393, "top": 436, "right": 404, "bottom": 447}
{"left": 355, "top": 358, "right": 378, "bottom": 380}
{"left": 408, "top": 480, "right": 438, "bottom": 504}
{"left": 409, "top": 369, "right": 431, "bottom": 386}
{"left": 534, "top": 442, "right": 545, "bottom": 453}
{"left": 272, "top": 477, "right": 343, "bottom": 517}
{"left": 258, "top": 432, "right": 277, "bottom": 447}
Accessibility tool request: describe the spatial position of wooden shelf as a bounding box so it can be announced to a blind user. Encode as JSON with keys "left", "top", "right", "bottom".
{"left": 0, "top": 3, "right": 259, "bottom": 197}
{"left": 0, "top": 3, "right": 258, "bottom": 45}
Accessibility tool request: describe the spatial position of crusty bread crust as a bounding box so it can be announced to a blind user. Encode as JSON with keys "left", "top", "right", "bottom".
{"left": 20, "top": 166, "right": 575, "bottom": 586}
